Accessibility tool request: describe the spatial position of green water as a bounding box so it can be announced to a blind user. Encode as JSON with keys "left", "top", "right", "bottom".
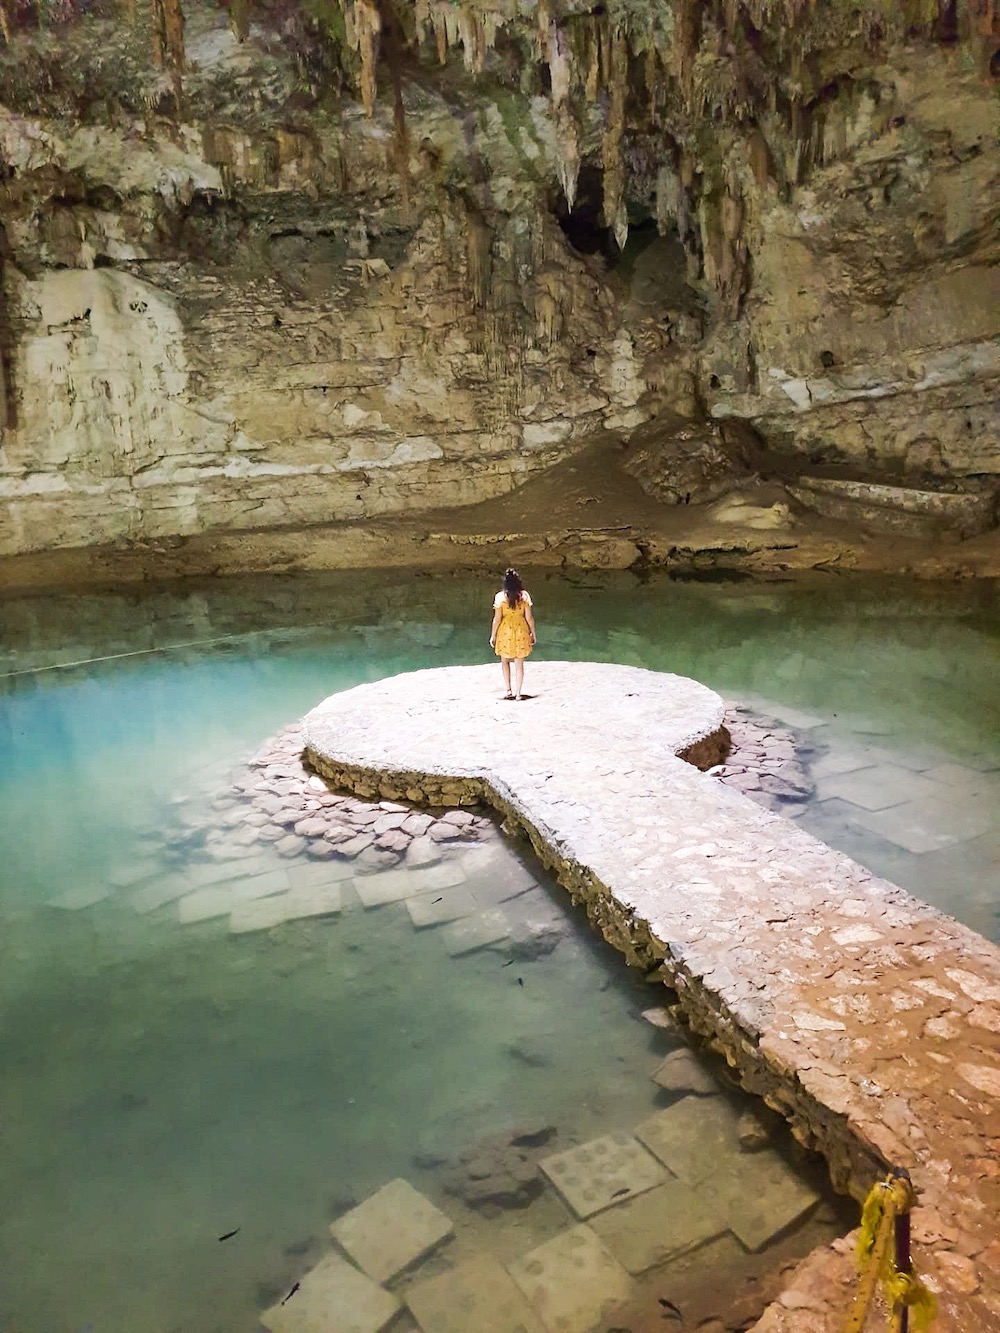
{"left": 1, "top": 568, "right": 998, "bottom": 1333}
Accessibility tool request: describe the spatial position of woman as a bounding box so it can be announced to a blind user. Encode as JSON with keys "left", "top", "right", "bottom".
{"left": 489, "top": 567, "right": 536, "bottom": 700}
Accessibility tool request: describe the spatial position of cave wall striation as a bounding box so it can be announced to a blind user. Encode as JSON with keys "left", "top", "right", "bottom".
{"left": 0, "top": 0, "right": 997, "bottom": 558}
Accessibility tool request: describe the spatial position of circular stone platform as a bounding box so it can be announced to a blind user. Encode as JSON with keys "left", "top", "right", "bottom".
{"left": 303, "top": 661, "right": 728, "bottom": 782}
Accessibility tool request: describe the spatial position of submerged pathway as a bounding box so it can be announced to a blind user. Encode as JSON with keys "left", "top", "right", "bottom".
{"left": 303, "top": 662, "right": 1000, "bottom": 1333}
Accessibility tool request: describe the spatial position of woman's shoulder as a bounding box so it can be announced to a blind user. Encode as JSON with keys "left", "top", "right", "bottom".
{"left": 522, "top": 590, "right": 532, "bottom": 606}
{"left": 493, "top": 590, "right": 505, "bottom": 607}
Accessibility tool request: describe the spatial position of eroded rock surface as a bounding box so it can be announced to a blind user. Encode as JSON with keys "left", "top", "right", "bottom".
{"left": 0, "top": 3, "right": 997, "bottom": 576}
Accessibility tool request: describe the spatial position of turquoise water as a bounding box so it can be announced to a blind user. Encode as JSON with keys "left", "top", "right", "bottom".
{"left": 1, "top": 569, "right": 998, "bottom": 1332}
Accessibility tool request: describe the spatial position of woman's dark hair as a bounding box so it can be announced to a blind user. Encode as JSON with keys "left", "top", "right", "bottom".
{"left": 503, "top": 567, "right": 524, "bottom": 607}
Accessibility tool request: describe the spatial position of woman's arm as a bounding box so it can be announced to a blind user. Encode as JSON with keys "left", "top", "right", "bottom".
{"left": 524, "top": 604, "right": 536, "bottom": 643}
{"left": 489, "top": 606, "right": 502, "bottom": 647}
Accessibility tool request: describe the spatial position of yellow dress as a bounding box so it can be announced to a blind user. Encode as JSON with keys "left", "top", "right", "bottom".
{"left": 493, "top": 590, "right": 533, "bottom": 659}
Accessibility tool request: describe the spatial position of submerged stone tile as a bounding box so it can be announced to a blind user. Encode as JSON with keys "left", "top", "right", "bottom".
{"left": 816, "top": 765, "right": 943, "bottom": 812}
{"left": 808, "top": 751, "right": 876, "bottom": 780}
{"left": 330, "top": 1178, "right": 453, "bottom": 1284}
{"left": 405, "top": 1255, "right": 545, "bottom": 1333}
{"left": 259, "top": 1252, "right": 399, "bottom": 1333}
{"left": 130, "top": 864, "right": 290, "bottom": 914}
{"left": 635, "top": 1096, "right": 741, "bottom": 1187}
{"left": 540, "top": 1132, "right": 667, "bottom": 1219}
{"left": 441, "top": 908, "right": 511, "bottom": 956}
{"left": 229, "top": 895, "right": 290, "bottom": 934}
{"left": 284, "top": 882, "right": 344, "bottom": 922}
{"left": 700, "top": 1149, "right": 820, "bottom": 1252}
{"left": 405, "top": 884, "right": 478, "bottom": 928}
{"left": 355, "top": 862, "right": 466, "bottom": 908}
{"left": 178, "top": 874, "right": 288, "bottom": 924}
{"left": 47, "top": 883, "right": 111, "bottom": 910}
{"left": 285, "top": 857, "right": 355, "bottom": 887}
{"left": 850, "top": 798, "right": 993, "bottom": 853}
{"left": 104, "top": 858, "right": 165, "bottom": 888}
{"left": 588, "top": 1177, "right": 729, "bottom": 1274}
{"left": 508, "top": 1224, "right": 634, "bottom": 1333}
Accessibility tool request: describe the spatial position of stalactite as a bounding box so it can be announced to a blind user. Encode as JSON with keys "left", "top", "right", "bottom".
{"left": 377, "top": 0, "right": 411, "bottom": 215}
{"left": 413, "top": 0, "right": 447, "bottom": 64}
{"left": 548, "top": 22, "right": 571, "bottom": 104}
{"left": 457, "top": 6, "right": 483, "bottom": 74}
{"left": 536, "top": 0, "right": 551, "bottom": 61}
{"left": 230, "top": 0, "right": 250, "bottom": 43}
{"left": 343, "top": 0, "right": 382, "bottom": 117}
{"left": 655, "top": 164, "right": 680, "bottom": 234}
{"left": 747, "top": 128, "right": 771, "bottom": 187}
{"left": 466, "top": 203, "right": 493, "bottom": 310}
{"left": 674, "top": 0, "right": 701, "bottom": 98}
{"left": 152, "top": 0, "right": 185, "bottom": 107}
{"left": 556, "top": 107, "right": 580, "bottom": 212}
{"left": 643, "top": 42, "right": 657, "bottom": 116}
{"left": 585, "top": 25, "right": 600, "bottom": 100}
{"left": 602, "top": 28, "right": 629, "bottom": 252}
{"left": 0, "top": 0, "right": 13, "bottom": 45}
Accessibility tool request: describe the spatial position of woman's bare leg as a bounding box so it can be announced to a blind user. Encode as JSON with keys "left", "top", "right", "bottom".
{"left": 514, "top": 658, "right": 525, "bottom": 698}
{"left": 501, "top": 658, "right": 513, "bottom": 696}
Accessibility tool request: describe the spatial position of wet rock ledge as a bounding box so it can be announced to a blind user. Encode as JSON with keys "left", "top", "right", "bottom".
{"left": 302, "top": 662, "right": 1000, "bottom": 1333}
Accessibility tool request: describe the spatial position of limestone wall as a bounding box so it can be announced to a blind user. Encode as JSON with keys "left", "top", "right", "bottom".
{"left": 0, "top": 126, "right": 652, "bottom": 556}
{"left": 703, "top": 51, "right": 1000, "bottom": 483}
{"left": 0, "top": 6, "right": 998, "bottom": 563}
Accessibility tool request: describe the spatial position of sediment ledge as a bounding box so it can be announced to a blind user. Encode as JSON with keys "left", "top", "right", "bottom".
{"left": 303, "top": 662, "right": 1000, "bottom": 1332}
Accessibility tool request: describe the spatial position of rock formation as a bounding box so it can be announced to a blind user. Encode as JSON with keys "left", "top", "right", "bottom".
{"left": 0, "top": 0, "right": 997, "bottom": 566}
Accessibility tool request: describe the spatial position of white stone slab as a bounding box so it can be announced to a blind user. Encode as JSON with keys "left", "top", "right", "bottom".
{"left": 130, "top": 864, "right": 290, "bottom": 913}
{"left": 442, "top": 909, "right": 511, "bottom": 957}
{"left": 635, "top": 1096, "right": 742, "bottom": 1187}
{"left": 411, "top": 862, "right": 468, "bottom": 892}
{"left": 104, "top": 858, "right": 164, "bottom": 888}
{"left": 508, "top": 1224, "right": 634, "bottom": 1333}
{"left": 405, "top": 884, "right": 478, "bottom": 928}
{"left": 540, "top": 1132, "right": 668, "bottom": 1219}
{"left": 462, "top": 845, "right": 539, "bottom": 902}
{"left": 849, "top": 799, "right": 992, "bottom": 854}
{"left": 178, "top": 873, "right": 289, "bottom": 924}
{"left": 588, "top": 1178, "right": 729, "bottom": 1274}
{"left": 284, "top": 882, "right": 344, "bottom": 922}
{"left": 47, "top": 884, "right": 111, "bottom": 910}
{"left": 330, "top": 1178, "right": 453, "bottom": 1283}
{"left": 354, "top": 871, "right": 419, "bottom": 908}
{"left": 130, "top": 875, "right": 203, "bottom": 914}
{"left": 260, "top": 1252, "right": 399, "bottom": 1333}
{"left": 816, "top": 765, "right": 943, "bottom": 812}
{"left": 354, "top": 862, "right": 467, "bottom": 908}
{"left": 285, "top": 857, "right": 355, "bottom": 887}
{"left": 758, "top": 703, "right": 827, "bottom": 730}
{"left": 406, "top": 1255, "right": 545, "bottom": 1333}
{"left": 700, "top": 1149, "right": 820, "bottom": 1251}
{"left": 808, "top": 752, "right": 876, "bottom": 780}
{"left": 230, "top": 896, "right": 290, "bottom": 934}
{"left": 922, "top": 763, "right": 1000, "bottom": 796}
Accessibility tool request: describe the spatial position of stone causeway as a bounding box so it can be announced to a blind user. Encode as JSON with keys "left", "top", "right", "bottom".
{"left": 302, "top": 661, "right": 1000, "bottom": 1333}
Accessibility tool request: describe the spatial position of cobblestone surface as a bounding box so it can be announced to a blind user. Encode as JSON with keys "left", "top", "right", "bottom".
{"left": 302, "top": 661, "right": 1000, "bottom": 1333}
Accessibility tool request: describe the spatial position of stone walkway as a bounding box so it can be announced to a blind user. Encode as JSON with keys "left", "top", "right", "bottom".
{"left": 303, "top": 662, "right": 1000, "bottom": 1333}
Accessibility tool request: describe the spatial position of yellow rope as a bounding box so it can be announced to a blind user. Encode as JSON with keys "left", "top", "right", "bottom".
{"left": 885, "top": 1273, "right": 938, "bottom": 1333}
{"left": 843, "top": 1175, "right": 937, "bottom": 1333}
